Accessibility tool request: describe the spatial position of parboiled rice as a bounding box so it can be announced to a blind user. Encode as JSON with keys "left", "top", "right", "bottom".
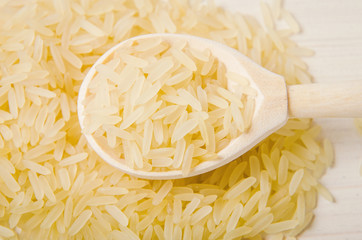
{"left": 83, "top": 37, "right": 256, "bottom": 175}
{"left": 0, "top": 0, "right": 336, "bottom": 239}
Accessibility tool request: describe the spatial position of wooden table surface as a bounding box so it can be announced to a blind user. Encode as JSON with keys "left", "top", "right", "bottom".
{"left": 216, "top": 1, "right": 362, "bottom": 239}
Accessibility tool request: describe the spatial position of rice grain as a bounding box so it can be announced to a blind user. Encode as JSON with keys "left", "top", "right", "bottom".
{"left": 0, "top": 0, "right": 334, "bottom": 239}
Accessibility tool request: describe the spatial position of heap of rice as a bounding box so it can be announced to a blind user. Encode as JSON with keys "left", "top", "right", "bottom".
{"left": 82, "top": 37, "right": 256, "bottom": 174}
{"left": 0, "top": 0, "right": 334, "bottom": 239}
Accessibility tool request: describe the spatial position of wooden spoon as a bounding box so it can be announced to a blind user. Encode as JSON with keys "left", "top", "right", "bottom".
{"left": 78, "top": 33, "right": 362, "bottom": 179}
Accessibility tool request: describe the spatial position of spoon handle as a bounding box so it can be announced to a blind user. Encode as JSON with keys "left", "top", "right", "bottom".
{"left": 287, "top": 81, "right": 362, "bottom": 118}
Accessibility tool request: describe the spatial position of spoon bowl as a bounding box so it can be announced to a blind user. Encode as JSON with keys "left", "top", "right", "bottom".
{"left": 78, "top": 33, "right": 362, "bottom": 179}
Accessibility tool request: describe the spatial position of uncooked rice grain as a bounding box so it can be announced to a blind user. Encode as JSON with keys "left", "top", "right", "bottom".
{"left": 84, "top": 37, "right": 256, "bottom": 174}
{"left": 289, "top": 169, "right": 304, "bottom": 195}
{"left": 105, "top": 205, "right": 129, "bottom": 226}
{"left": 0, "top": 0, "right": 337, "bottom": 239}
{"left": 0, "top": 225, "right": 15, "bottom": 238}
{"left": 68, "top": 210, "right": 92, "bottom": 236}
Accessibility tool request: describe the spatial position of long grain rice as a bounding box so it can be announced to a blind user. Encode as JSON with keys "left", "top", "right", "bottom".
{"left": 105, "top": 205, "right": 129, "bottom": 226}
{"left": 289, "top": 169, "right": 304, "bottom": 195}
{"left": 0, "top": 225, "right": 15, "bottom": 238}
{"left": 0, "top": 0, "right": 336, "bottom": 239}
{"left": 84, "top": 36, "right": 255, "bottom": 173}
{"left": 68, "top": 210, "right": 92, "bottom": 236}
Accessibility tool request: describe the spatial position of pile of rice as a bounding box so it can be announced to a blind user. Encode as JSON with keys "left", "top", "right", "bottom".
{"left": 82, "top": 37, "right": 256, "bottom": 174}
{"left": 0, "top": 0, "right": 334, "bottom": 239}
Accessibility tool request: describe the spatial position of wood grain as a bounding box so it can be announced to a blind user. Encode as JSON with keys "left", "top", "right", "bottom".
{"left": 287, "top": 82, "right": 362, "bottom": 118}
{"left": 216, "top": 0, "right": 362, "bottom": 239}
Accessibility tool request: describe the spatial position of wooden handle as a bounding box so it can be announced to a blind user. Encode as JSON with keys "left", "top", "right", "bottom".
{"left": 287, "top": 82, "right": 362, "bottom": 118}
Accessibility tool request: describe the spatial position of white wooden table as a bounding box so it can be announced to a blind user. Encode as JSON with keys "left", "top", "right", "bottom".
{"left": 216, "top": 1, "right": 362, "bottom": 239}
